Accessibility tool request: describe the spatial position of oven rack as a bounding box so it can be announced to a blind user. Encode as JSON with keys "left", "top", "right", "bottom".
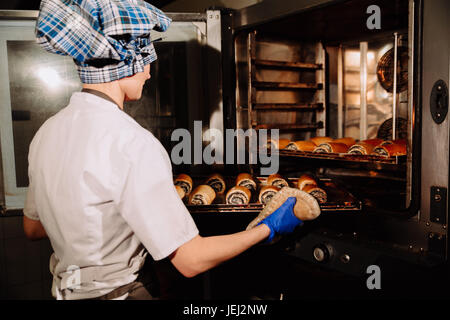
{"left": 244, "top": 31, "right": 327, "bottom": 136}
{"left": 261, "top": 148, "right": 407, "bottom": 171}
{"left": 272, "top": 149, "right": 405, "bottom": 163}
{"left": 253, "top": 59, "right": 322, "bottom": 70}
{"left": 252, "top": 81, "right": 323, "bottom": 90}
{"left": 254, "top": 122, "right": 323, "bottom": 131}
{"left": 242, "top": 102, "right": 324, "bottom": 111}
{"left": 185, "top": 178, "right": 362, "bottom": 215}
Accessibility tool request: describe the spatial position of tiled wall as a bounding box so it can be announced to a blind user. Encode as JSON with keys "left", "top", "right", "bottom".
{"left": 0, "top": 215, "right": 54, "bottom": 300}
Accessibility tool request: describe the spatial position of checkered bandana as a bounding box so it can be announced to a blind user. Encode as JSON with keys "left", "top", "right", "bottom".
{"left": 35, "top": 0, "right": 171, "bottom": 83}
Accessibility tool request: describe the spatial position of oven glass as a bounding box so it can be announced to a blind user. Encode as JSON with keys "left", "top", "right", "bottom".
{"left": 7, "top": 40, "right": 81, "bottom": 188}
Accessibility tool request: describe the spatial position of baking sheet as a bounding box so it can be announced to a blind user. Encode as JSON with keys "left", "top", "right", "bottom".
{"left": 185, "top": 177, "right": 362, "bottom": 214}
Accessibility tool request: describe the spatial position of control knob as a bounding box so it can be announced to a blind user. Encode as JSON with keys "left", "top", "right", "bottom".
{"left": 312, "top": 243, "right": 334, "bottom": 263}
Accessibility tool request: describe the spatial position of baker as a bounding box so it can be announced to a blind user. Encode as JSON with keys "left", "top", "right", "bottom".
{"left": 23, "top": 0, "right": 307, "bottom": 300}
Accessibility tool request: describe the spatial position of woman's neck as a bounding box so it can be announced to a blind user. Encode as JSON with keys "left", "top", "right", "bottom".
{"left": 82, "top": 82, "right": 125, "bottom": 109}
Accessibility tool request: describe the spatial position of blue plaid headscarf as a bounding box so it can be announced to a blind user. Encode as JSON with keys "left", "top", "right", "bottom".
{"left": 36, "top": 0, "right": 171, "bottom": 84}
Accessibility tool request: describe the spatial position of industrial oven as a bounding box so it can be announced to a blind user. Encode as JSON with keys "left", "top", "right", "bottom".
{"left": 183, "top": 0, "right": 450, "bottom": 298}
{"left": 228, "top": 0, "right": 450, "bottom": 298}
{"left": 0, "top": 0, "right": 449, "bottom": 299}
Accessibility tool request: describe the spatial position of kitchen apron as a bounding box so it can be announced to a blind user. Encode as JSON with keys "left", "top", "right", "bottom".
{"left": 93, "top": 254, "right": 161, "bottom": 300}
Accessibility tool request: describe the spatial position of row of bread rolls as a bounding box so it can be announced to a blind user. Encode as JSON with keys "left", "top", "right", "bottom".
{"left": 174, "top": 173, "right": 327, "bottom": 205}
{"left": 233, "top": 173, "right": 328, "bottom": 204}
{"left": 350, "top": 139, "right": 407, "bottom": 157}
{"left": 174, "top": 173, "right": 222, "bottom": 205}
{"left": 269, "top": 136, "right": 406, "bottom": 157}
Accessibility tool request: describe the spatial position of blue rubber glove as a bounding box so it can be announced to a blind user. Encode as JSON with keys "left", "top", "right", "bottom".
{"left": 258, "top": 197, "right": 303, "bottom": 242}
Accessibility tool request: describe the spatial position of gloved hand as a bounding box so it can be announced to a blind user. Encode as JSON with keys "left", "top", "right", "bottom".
{"left": 257, "top": 197, "right": 303, "bottom": 243}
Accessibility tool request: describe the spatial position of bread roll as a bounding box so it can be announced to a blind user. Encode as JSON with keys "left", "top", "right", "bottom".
{"left": 313, "top": 142, "right": 349, "bottom": 153}
{"left": 296, "top": 174, "right": 318, "bottom": 191}
{"left": 310, "top": 136, "right": 333, "bottom": 146}
{"left": 267, "top": 138, "right": 290, "bottom": 150}
{"left": 174, "top": 174, "right": 193, "bottom": 195}
{"left": 226, "top": 186, "right": 252, "bottom": 205}
{"left": 246, "top": 187, "right": 321, "bottom": 230}
{"left": 258, "top": 185, "right": 280, "bottom": 205}
{"left": 347, "top": 142, "right": 376, "bottom": 155}
{"left": 372, "top": 143, "right": 407, "bottom": 157}
{"left": 302, "top": 184, "right": 327, "bottom": 204}
{"left": 188, "top": 185, "right": 216, "bottom": 205}
{"left": 361, "top": 138, "right": 384, "bottom": 147}
{"left": 380, "top": 139, "right": 407, "bottom": 146}
{"left": 205, "top": 173, "right": 226, "bottom": 194}
{"left": 236, "top": 173, "right": 257, "bottom": 191}
{"left": 175, "top": 185, "right": 186, "bottom": 199}
{"left": 333, "top": 137, "right": 356, "bottom": 148}
{"left": 284, "top": 141, "right": 316, "bottom": 152}
{"left": 267, "top": 173, "right": 289, "bottom": 189}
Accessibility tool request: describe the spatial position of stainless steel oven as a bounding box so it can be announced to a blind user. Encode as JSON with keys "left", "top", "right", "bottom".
{"left": 220, "top": 0, "right": 449, "bottom": 298}
{"left": 226, "top": 0, "right": 448, "bottom": 272}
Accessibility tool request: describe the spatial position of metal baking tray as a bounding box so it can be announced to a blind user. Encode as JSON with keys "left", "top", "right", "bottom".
{"left": 276, "top": 149, "right": 405, "bottom": 163}
{"left": 263, "top": 149, "right": 407, "bottom": 172}
{"left": 185, "top": 177, "right": 362, "bottom": 215}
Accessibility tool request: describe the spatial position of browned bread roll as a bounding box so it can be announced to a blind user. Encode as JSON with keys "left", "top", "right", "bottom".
{"left": 372, "top": 143, "right": 407, "bottom": 157}
{"left": 175, "top": 185, "right": 186, "bottom": 199}
{"left": 236, "top": 173, "right": 257, "bottom": 191}
{"left": 296, "top": 174, "right": 318, "bottom": 191}
{"left": 284, "top": 141, "right": 316, "bottom": 152}
{"left": 267, "top": 138, "right": 290, "bottom": 150}
{"left": 313, "top": 142, "right": 349, "bottom": 153}
{"left": 258, "top": 185, "right": 280, "bottom": 205}
{"left": 246, "top": 187, "right": 321, "bottom": 230}
{"left": 310, "top": 136, "right": 333, "bottom": 146}
{"left": 380, "top": 139, "right": 407, "bottom": 146}
{"left": 302, "top": 184, "right": 327, "bottom": 204}
{"left": 348, "top": 142, "right": 376, "bottom": 155}
{"left": 174, "top": 174, "right": 193, "bottom": 195}
{"left": 226, "top": 186, "right": 252, "bottom": 205}
{"left": 267, "top": 173, "right": 289, "bottom": 189}
{"left": 333, "top": 137, "right": 356, "bottom": 148}
{"left": 362, "top": 138, "right": 384, "bottom": 147}
{"left": 188, "top": 185, "right": 216, "bottom": 205}
{"left": 205, "top": 173, "right": 226, "bottom": 194}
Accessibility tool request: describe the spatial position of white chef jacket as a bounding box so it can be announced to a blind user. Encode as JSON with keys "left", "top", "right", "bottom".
{"left": 23, "top": 92, "right": 199, "bottom": 300}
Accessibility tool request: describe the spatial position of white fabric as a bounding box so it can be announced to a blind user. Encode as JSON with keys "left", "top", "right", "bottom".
{"left": 24, "top": 92, "right": 199, "bottom": 300}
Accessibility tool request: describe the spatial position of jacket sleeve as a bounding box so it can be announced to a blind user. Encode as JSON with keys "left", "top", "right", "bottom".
{"left": 24, "top": 169, "right": 40, "bottom": 221}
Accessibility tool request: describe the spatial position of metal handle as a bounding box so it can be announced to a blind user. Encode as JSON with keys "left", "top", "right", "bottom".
{"left": 392, "top": 32, "right": 398, "bottom": 141}
{"left": 360, "top": 42, "right": 368, "bottom": 141}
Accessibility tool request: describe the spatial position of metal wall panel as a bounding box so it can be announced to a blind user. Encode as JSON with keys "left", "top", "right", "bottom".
{"left": 234, "top": 0, "right": 338, "bottom": 29}
{"left": 420, "top": 0, "right": 450, "bottom": 227}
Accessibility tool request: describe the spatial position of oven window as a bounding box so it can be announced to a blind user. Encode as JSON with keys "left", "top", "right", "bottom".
{"left": 0, "top": 20, "right": 81, "bottom": 209}
{"left": 8, "top": 40, "right": 81, "bottom": 188}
